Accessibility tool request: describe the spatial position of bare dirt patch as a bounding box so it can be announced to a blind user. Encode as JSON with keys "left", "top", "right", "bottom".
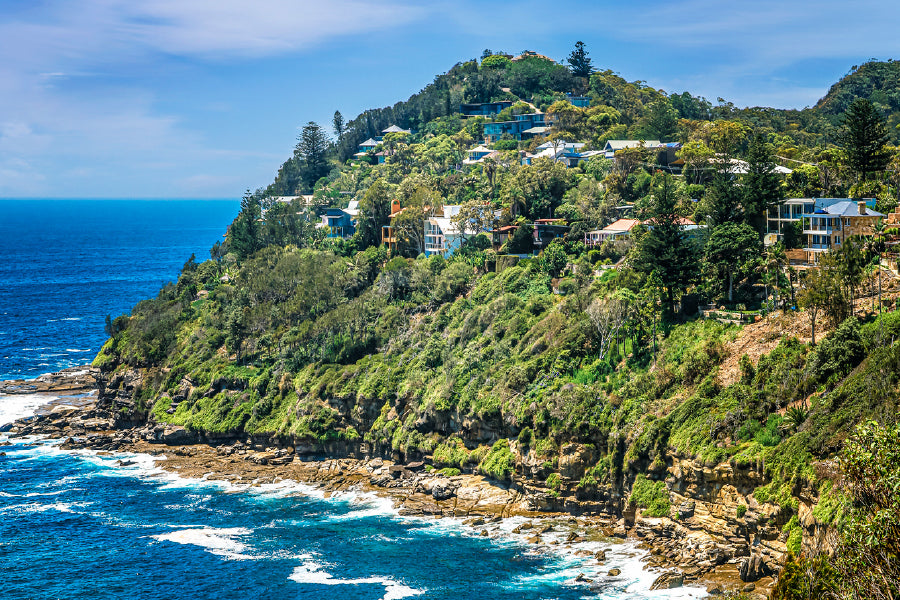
{"left": 717, "top": 311, "right": 814, "bottom": 387}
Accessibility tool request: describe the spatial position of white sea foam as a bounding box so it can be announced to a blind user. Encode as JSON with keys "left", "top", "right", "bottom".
{"left": 65, "top": 349, "right": 92, "bottom": 353}
{"left": 39, "top": 443, "right": 704, "bottom": 598}
{"left": 289, "top": 559, "right": 424, "bottom": 600}
{"left": 0, "top": 501, "right": 86, "bottom": 515}
{"left": 0, "top": 393, "right": 58, "bottom": 427}
{"left": 151, "top": 527, "right": 255, "bottom": 560}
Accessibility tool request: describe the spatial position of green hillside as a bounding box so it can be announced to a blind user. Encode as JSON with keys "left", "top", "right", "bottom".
{"left": 94, "top": 50, "right": 900, "bottom": 597}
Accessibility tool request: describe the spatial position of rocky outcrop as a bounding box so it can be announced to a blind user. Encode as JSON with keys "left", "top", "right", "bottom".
{"left": 0, "top": 366, "right": 99, "bottom": 395}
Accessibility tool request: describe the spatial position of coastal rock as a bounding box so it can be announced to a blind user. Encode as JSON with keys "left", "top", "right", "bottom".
{"left": 651, "top": 571, "right": 684, "bottom": 590}
{"left": 739, "top": 553, "right": 771, "bottom": 582}
{"left": 607, "top": 568, "right": 621, "bottom": 577}
{"left": 431, "top": 479, "right": 456, "bottom": 501}
{"left": 155, "top": 426, "right": 195, "bottom": 445}
{"left": 677, "top": 500, "right": 695, "bottom": 520}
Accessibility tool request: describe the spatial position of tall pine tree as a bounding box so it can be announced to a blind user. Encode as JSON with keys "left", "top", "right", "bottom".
{"left": 840, "top": 98, "right": 890, "bottom": 182}
{"left": 567, "top": 41, "right": 593, "bottom": 79}
{"left": 633, "top": 174, "right": 697, "bottom": 317}
{"left": 743, "top": 133, "right": 784, "bottom": 235}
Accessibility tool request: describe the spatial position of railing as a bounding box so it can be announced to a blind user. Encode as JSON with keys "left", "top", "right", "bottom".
{"left": 804, "top": 244, "right": 830, "bottom": 251}
{"left": 803, "top": 227, "right": 834, "bottom": 235}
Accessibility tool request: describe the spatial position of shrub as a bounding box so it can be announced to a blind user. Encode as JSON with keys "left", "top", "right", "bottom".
{"left": 546, "top": 473, "right": 561, "bottom": 489}
{"left": 479, "top": 439, "right": 515, "bottom": 481}
{"left": 737, "top": 504, "right": 747, "bottom": 518}
{"left": 517, "top": 427, "right": 533, "bottom": 448}
{"left": 630, "top": 475, "right": 671, "bottom": 517}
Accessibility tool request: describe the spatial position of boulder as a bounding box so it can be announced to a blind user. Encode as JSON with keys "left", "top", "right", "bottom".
{"left": 677, "top": 500, "right": 695, "bottom": 520}
{"left": 739, "top": 553, "right": 770, "bottom": 582}
{"left": 157, "top": 426, "right": 194, "bottom": 445}
{"left": 431, "top": 479, "right": 456, "bottom": 501}
{"left": 607, "top": 568, "right": 621, "bottom": 577}
{"left": 650, "top": 571, "right": 684, "bottom": 590}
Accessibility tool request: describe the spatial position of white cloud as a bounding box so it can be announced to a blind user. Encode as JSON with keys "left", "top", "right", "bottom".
{"left": 124, "top": 0, "right": 428, "bottom": 58}
{"left": 0, "top": 0, "right": 429, "bottom": 196}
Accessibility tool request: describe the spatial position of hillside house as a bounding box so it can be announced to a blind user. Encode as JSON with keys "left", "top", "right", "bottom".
{"left": 603, "top": 140, "right": 661, "bottom": 159}
{"left": 491, "top": 225, "right": 519, "bottom": 251}
{"left": 523, "top": 141, "right": 586, "bottom": 167}
{"left": 765, "top": 198, "right": 876, "bottom": 244}
{"left": 425, "top": 205, "right": 466, "bottom": 257}
{"left": 463, "top": 145, "right": 493, "bottom": 164}
{"left": 355, "top": 138, "right": 379, "bottom": 157}
{"left": 802, "top": 200, "right": 884, "bottom": 264}
{"left": 382, "top": 125, "right": 411, "bottom": 135}
{"left": 484, "top": 113, "right": 547, "bottom": 143}
{"left": 533, "top": 218, "right": 569, "bottom": 249}
{"left": 320, "top": 201, "right": 359, "bottom": 239}
{"left": 584, "top": 218, "right": 640, "bottom": 247}
{"left": 566, "top": 93, "right": 591, "bottom": 108}
{"left": 460, "top": 101, "right": 513, "bottom": 117}
{"left": 381, "top": 200, "right": 405, "bottom": 253}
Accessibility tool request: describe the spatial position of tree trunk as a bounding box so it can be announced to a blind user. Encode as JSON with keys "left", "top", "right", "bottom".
{"left": 728, "top": 269, "right": 734, "bottom": 303}
{"left": 810, "top": 309, "right": 817, "bottom": 346}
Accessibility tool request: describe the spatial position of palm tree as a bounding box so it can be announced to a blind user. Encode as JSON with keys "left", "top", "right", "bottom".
{"left": 758, "top": 244, "right": 787, "bottom": 311}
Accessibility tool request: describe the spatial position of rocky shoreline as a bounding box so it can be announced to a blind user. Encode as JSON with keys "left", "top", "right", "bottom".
{"left": 2, "top": 367, "right": 779, "bottom": 597}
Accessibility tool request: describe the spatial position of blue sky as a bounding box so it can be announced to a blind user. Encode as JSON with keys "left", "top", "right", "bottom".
{"left": 2, "top": 0, "right": 900, "bottom": 198}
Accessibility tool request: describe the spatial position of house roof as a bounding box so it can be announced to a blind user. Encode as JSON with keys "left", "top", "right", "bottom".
{"left": 358, "top": 138, "right": 379, "bottom": 147}
{"left": 643, "top": 216, "right": 700, "bottom": 229}
{"left": 382, "top": 125, "right": 411, "bottom": 134}
{"left": 601, "top": 218, "right": 641, "bottom": 233}
{"left": 523, "top": 126, "right": 552, "bottom": 134}
{"left": 512, "top": 50, "right": 555, "bottom": 63}
{"left": 536, "top": 141, "right": 584, "bottom": 150}
{"left": 604, "top": 140, "right": 661, "bottom": 151}
{"left": 469, "top": 145, "right": 492, "bottom": 154}
{"left": 725, "top": 158, "right": 793, "bottom": 175}
{"left": 811, "top": 201, "right": 884, "bottom": 217}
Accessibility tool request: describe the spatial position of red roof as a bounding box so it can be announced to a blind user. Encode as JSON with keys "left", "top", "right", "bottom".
{"left": 601, "top": 218, "right": 640, "bottom": 232}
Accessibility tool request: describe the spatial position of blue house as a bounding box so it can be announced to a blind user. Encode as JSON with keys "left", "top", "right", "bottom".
{"left": 484, "top": 113, "right": 547, "bottom": 143}
{"left": 460, "top": 101, "right": 513, "bottom": 117}
{"left": 566, "top": 93, "right": 590, "bottom": 108}
{"left": 320, "top": 201, "right": 359, "bottom": 239}
{"left": 355, "top": 138, "right": 380, "bottom": 157}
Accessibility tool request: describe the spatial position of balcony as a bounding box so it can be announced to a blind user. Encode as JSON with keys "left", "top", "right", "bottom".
{"left": 803, "top": 227, "right": 834, "bottom": 235}
{"left": 804, "top": 244, "right": 830, "bottom": 251}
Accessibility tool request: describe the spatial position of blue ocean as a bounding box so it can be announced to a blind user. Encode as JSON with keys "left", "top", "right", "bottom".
{"left": 0, "top": 200, "right": 700, "bottom": 599}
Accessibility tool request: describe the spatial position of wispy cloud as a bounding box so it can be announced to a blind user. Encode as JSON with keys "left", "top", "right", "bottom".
{"left": 124, "top": 0, "right": 428, "bottom": 58}
{"left": 0, "top": 0, "right": 430, "bottom": 196}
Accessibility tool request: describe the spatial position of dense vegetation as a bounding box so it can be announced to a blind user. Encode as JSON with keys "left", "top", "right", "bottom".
{"left": 95, "top": 46, "right": 900, "bottom": 595}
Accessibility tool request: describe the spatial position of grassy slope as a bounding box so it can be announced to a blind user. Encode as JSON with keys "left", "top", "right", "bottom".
{"left": 93, "top": 249, "right": 900, "bottom": 517}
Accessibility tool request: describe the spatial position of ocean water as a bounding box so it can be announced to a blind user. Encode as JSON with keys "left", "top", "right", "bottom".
{"left": 0, "top": 199, "right": 239, "bottom": 381}
{"left": 0, "top": 200, "right": 704, "bottom": 599}
{"left": 0, "top": 423, "right": 704, "bottom": 599}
